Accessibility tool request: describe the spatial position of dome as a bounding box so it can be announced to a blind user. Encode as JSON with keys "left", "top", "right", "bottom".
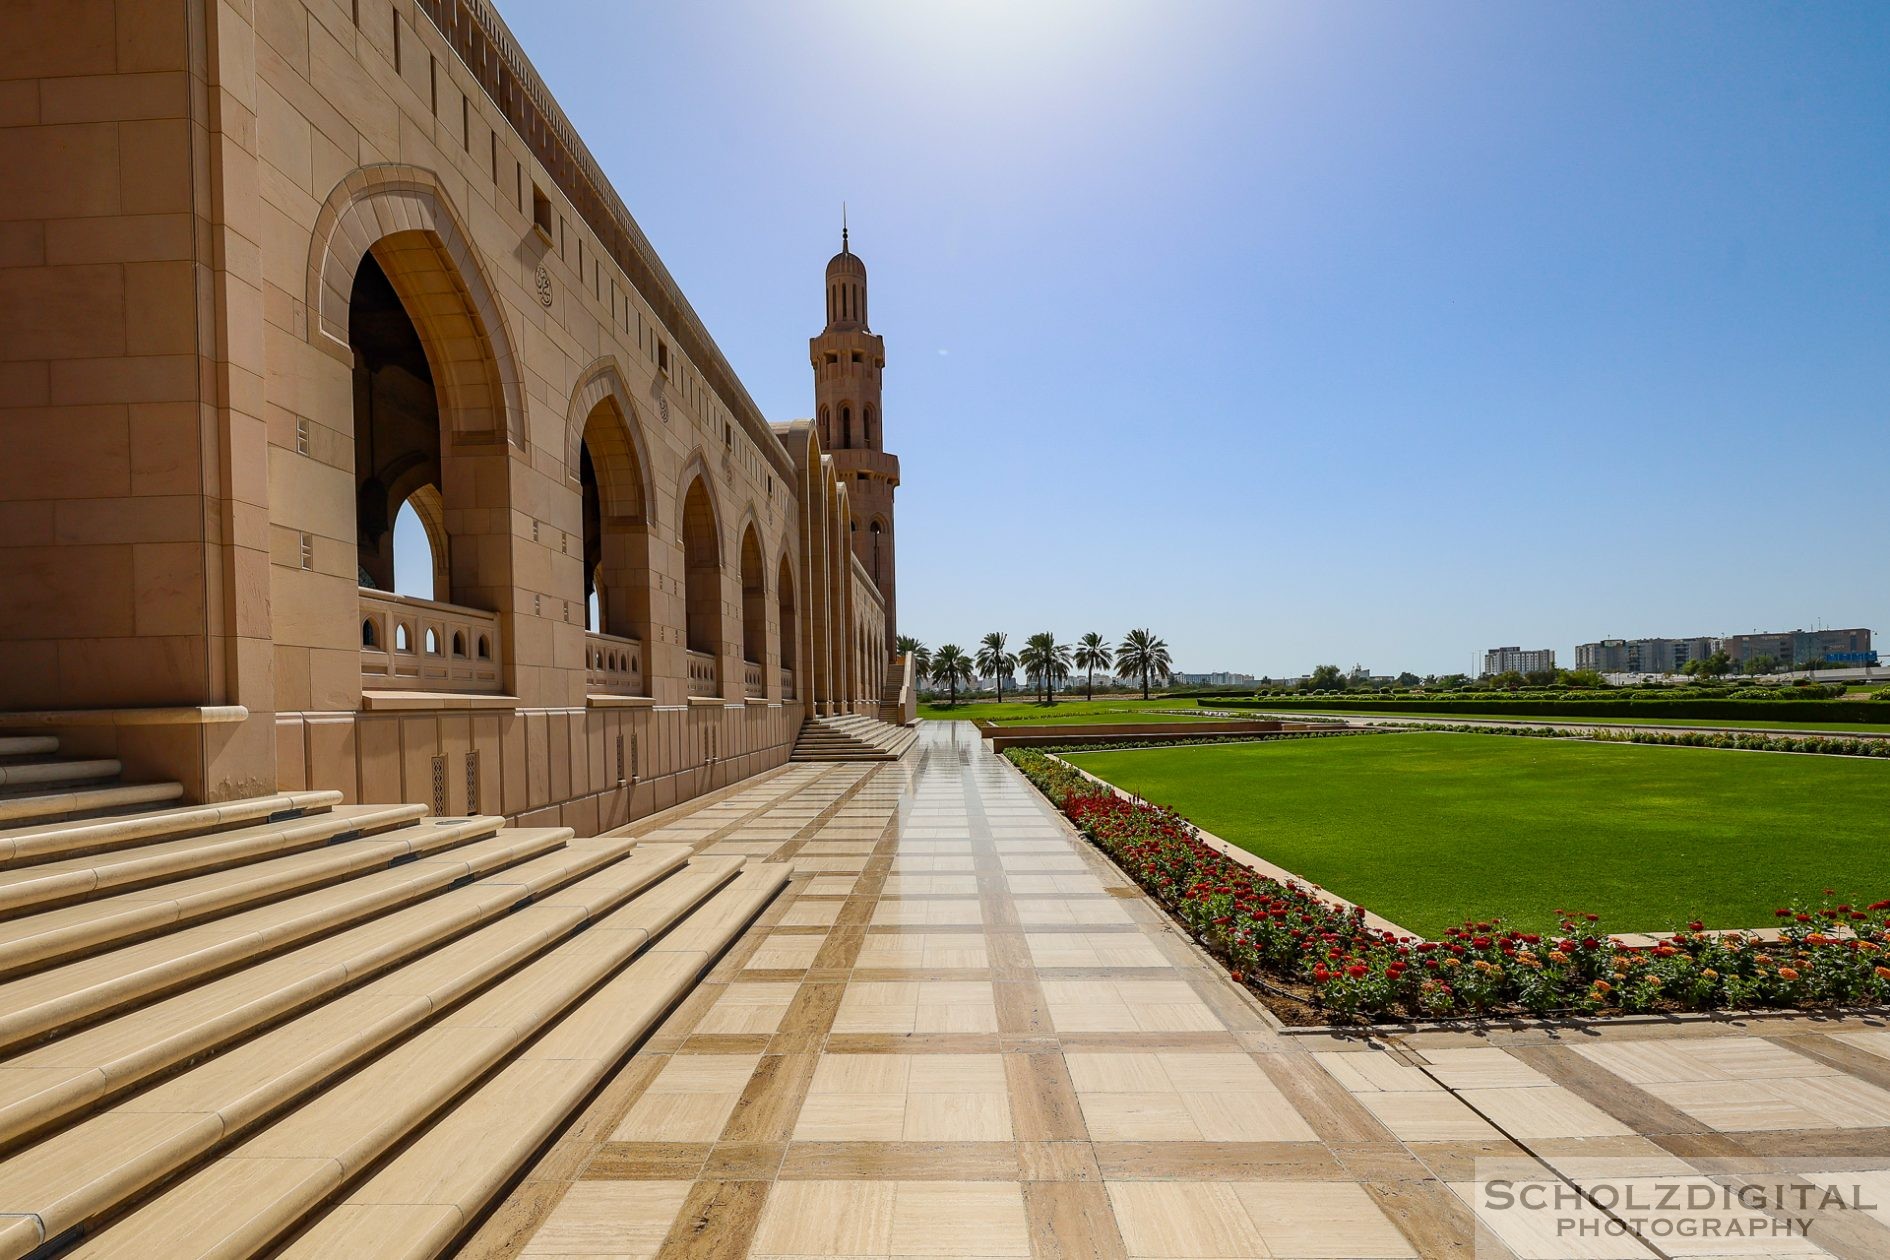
{"left": 825, "top": 247, "right": 866, "bottom": 279}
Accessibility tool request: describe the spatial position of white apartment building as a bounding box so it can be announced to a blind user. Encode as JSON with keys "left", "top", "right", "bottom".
{"left": 1483, "top": 646, "right": 1557, "bottom": 676}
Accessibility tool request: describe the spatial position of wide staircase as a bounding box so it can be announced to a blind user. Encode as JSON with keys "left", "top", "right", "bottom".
{"left": 0, "top": 736, "right": 185, "bottom": 828}
{"left": 0, "top": 736, "right": 786, "bottom": 1258}
{"left": 790, "top": 712, "right": 917, "bottom": 762}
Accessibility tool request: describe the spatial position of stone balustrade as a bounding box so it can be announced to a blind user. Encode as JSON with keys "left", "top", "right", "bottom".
{"left": 585, "top": 631, "right": 645, "bottom": 697}
{"left": 743, "top": 661, "right": 765, "bottom": 698}
{"left": 780, "top": 668, "right": 796, "bottom": 700}
{"left": 359, "top": 589, "right": 503, "bottom": 694}
{"left": 687, "top": 650, "right": 719, "bottom": 697}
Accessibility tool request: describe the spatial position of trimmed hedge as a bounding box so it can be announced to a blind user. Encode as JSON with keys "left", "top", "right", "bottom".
{"left": 1018, "top": 730, "right": 1373, "bottom": 755}
{"left": 1399, "top": 723, "right": 1890, "bottom": 759}
{"left": 1204, "top": 696, "right": 1888, "bottom": 724}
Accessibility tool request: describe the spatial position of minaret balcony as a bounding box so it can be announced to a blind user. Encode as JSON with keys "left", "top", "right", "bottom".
{"left": 828, "top": 448, "right": 901, "bottom": 482}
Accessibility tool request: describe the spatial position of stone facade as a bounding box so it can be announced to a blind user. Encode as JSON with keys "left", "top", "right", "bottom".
{"left": 0, "top": 0, "right": 901, "bottom": 829}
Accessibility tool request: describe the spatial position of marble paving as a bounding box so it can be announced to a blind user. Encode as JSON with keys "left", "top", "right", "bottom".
{"left": 471, "top": 724, "right": 1890, "bottom": 1260}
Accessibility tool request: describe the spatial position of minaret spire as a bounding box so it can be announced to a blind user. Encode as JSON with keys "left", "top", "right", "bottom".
{"left": 841, "top": 201, "right": 849, "bottom": 254}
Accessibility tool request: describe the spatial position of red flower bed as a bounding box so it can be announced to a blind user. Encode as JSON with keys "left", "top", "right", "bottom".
{"left": 1007, "top": 749, "right": 1890, "bottom": 1021}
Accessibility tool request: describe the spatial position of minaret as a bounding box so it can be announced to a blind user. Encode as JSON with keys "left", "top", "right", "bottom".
{"left": 811, "top": 218, "right": 899, "bottom": 646}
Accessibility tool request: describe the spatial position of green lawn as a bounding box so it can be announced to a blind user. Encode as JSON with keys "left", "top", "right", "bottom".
{"left": 1068, "top": 733, "right": 1890, "bottom": 936}
{"left": 917, "top": 699, "right": 1228, "bottom": 724}
{"left": 1211, "top": 705, "right": 1890, "bottom": 735}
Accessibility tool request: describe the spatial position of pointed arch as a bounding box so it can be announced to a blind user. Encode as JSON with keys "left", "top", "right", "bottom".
{"left": 577, "top": 377, "right": 654, "bottom": 652}
{"left": 867, "top": 514, "right": 889, "bottom": 595}
{"left": 565, "top": 358, "right": 656, "bottom": 522}
{"left": 308, "top": 165, "right": 525, "bottom": 447}
{"left": 679, "top": 471, "right": 724, "bottom": 658}
{"left": 403, "top": 483, "right": 450, "bottom": 601}
{"left": 738, "top": 523, "right": 766, "bottom": 666}
{"left": 673, "top": 449, "right": 719, "bottom": 529}
{"left": 776, "top": 548, "right": 797, "bottom": 694}
{"left": 775, "top": 419, "right": 826, "bottom": 710}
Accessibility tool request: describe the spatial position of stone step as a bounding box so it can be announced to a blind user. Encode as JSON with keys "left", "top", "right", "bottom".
{"left": 791, "top": 712, "right": 915, "bottom": 763}
{"left": 0, "top": 758, "right": 120, "bottom": 792}
{"left": 0, "top": 781, "right": 185, "bottom": 828}
{"left": 0, "top": 738, "right": 58, "bottom": 759}
{"left": 0, "top": 822, "right": 560, "bottom": 1054}
{"left": 0, "top": 801, "right": 425, "bottom": 921}
{"left": 0, "top": 790, "right": 338, "bottom": 871}
{"left": 274, "top": 864, "right": 790, "bottom": 1260}
{"left": 45, "top": 860, "right": 779, "bottom": 1260}
{"left": 0, "top": 809, "right": 523, "bottom": 977}
{"left": 0, "top": 854, "right": 724, "bottom": 1260}
{"left": 0, "top": 837, "right": 675, "bottom": 1147}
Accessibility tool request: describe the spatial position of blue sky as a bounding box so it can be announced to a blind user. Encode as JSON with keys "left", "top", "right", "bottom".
{"left": 447, "top": 1, "right": 1890, "bottom": 677}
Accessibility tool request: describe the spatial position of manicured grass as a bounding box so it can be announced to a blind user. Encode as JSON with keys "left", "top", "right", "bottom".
{"left": 1214, "top": 705, "right": 1890, "bottom": 735}
{"left": 917, "top": 698, "right": 1225, "bottom": 724}
{"left": 1068, "top": 733, "right": 1890, "bottom": 936}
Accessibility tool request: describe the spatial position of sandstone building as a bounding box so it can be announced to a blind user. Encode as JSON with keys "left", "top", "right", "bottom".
{"left": 0, "top": 0, "right": 911, "bottom": 828}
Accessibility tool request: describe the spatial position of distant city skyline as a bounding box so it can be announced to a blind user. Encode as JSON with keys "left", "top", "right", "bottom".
{"left": 493, "top": 2, "right": 1890, "bottom": 675}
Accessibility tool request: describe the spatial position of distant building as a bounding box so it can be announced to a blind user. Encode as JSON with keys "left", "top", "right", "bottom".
{"left": 1575, "top": 637, "right": 1718, "bottom": 674}
{"left": 1171, "top": 672, "right": 1255, "bottom": 687}
{"left": 1483, "top": 647, "right": 1556, "bottom": 676}
{"left": 1721, "top": 628, "right": 1874, "bottom": 670}
{"left": 1577, "top": 628, "right": 1877, "bottom": 674}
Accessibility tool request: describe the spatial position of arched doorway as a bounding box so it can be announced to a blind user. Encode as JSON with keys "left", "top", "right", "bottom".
{"left": 577, "top": 391, "right": 653, "bottom": 681}
{"left": 868, "top": 517, "right": 886, "bottom": 593}
{"left": 352, "top": 251, "right": 444, "bottom": 597}
{"left": 312, "top": 173, "right": 521, "bottom": 699}
{"left": 680, "top": 476, "right": 723, "bottom": 694}
{"left": 739, "top": 525, "right": 766, "bottom": 666}
{"left": 777, "top": 554, "right": 797, "bottom": 699}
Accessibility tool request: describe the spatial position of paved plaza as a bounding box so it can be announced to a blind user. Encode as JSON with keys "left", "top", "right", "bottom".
{"left": 475, "top": 724, "right": 1890, "bottom": 1259}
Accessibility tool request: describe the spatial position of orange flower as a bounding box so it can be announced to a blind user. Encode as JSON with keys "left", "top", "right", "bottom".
{"left": 1874, "top": 966, "right": 1890, "bottom": 981}
{"left": 1778, "top": 967, "right": 1800, "bottom": 981}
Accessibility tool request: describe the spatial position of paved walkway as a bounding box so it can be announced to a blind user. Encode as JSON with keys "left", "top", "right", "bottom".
{"left": 473, "top": 723, "right": 1890, "bottom": 1260}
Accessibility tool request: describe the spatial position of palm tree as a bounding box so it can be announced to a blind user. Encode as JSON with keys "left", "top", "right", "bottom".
{"left": 976, "top": 632, "right": 1018, "bottom": 703}
{"left": 929, "top": 644, "right": 974, "bottom": 707}
{"left": 1115, "top": 628, "right": 1173, "bottom": 701}
{"left": 896, "top": 635, "right": 931, "bottom": 681}
{"left": 1020, "top": 631, "right": 1073, "bottom": 704}
{"left": 1074, "top": 632, "right": 1112, "bottom": 702}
